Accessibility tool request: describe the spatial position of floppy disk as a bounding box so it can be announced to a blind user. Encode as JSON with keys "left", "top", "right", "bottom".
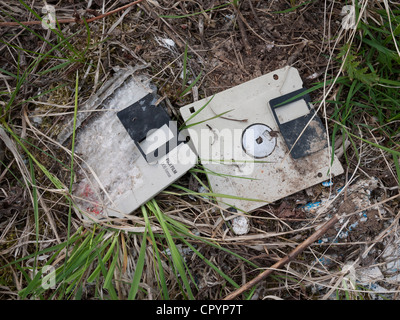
{"left": 71, "top": 74, "right": 197, "bottom": 219}
{"left": 180, "top": 66, "right": 343, "bottom": 212}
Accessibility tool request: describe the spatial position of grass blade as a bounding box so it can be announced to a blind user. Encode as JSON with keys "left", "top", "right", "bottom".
{"left": 179, "top": 71, "right": 203, "bottom": 98}
{"left": 141, "top": 206, "right": 170, "bottom": 299}
{"left": 128, "top": 226, "right": 148, "bottom": 300}
{"left": 87, "top": 234, "right": 119, "bottom": 283}
{"left": 28, "top": 158, "right": 39, "bottom": 277}
{"left": 180, "top": 94, "right": 215, "bottom": 129}
{"left": 147, "top": 200, "right": 194, "bottom": 299}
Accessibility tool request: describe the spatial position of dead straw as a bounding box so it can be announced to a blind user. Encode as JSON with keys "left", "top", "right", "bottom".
{"left": 223, "top": 214, "right": 340, "bottom": 300}
{"left": 0, "top": 0, "right": 145, "bottom": 27}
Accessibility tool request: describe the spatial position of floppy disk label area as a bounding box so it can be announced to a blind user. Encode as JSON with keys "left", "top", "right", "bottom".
{"left": 180, "top": 66, "right": 344, "bottom": 213}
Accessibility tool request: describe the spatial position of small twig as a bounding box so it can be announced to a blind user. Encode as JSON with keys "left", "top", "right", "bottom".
{"left": 0, "top": 0, "right": 145, "bottom": 27}
{"left": 223, "top": 214, "right": 340, "bottom": 300}
{"left": 247, "top": 0, "right": 275, "bottom": 40}
{"left": 247, "top": 0, "right": 262, "bottom": 29}
{"left": 233, "top": 5, "right": 251, "bottom": 54}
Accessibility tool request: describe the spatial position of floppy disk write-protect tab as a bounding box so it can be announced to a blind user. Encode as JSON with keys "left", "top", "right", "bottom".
{"left": 180, "top": 66, "right": 344, "bottom": 212}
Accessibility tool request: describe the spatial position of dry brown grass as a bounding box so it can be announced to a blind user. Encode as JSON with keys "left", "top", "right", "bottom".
{"left": 0, "top": 0, "right": 399, "bottom": 300}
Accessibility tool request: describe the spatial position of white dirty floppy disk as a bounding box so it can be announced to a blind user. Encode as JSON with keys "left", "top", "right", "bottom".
{"left": 71, "top": 73, "right": 197, "bottom": 219}
{"left": 180, "top": 66, "right": 344, "bottom": 213}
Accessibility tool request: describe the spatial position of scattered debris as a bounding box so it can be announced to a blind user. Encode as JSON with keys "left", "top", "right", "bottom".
{"left": 304, "top": 176, "right": 400, "bottom": 299}
{"left": 322, "top": 180, "right": 333, "bottom": 187}
{"left": 302, "top": 201, "right": 323, "bottom": 214}
{"left": 2, "top": 0, "right": 398, "bottom": 302}
{"left": 302, "top": 177, "right": 386, "bottom": 244}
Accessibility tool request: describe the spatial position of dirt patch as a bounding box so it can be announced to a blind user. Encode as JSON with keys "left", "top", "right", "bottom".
{"left": 275, "top": 200, "right": 306, "bottom": 220}
{"left": 123, "top": 0, "right": 341, "bottom": 108}
{"left": 349, "top": 209, "right": 383, "bottom": 241}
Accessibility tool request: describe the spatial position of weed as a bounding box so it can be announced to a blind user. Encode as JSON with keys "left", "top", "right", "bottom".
{"left": 330, "top": 4, "right": 400, "bottom": 183}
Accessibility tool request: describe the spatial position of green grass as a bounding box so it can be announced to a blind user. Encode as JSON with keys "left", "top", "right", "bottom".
{"left": 179, "top": 43, "right": 202, "bottom": 100}
{"left": 328, "top": 4, "right": 400, "bottom": 184}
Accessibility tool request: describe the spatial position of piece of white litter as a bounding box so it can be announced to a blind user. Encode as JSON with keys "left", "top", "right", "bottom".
{"left": 381, "top": 238, "right": 400, "bottom": 274}
{"left": 356, "top": 266, "right": 384, "bottom": 284}
{"left": 231, "top": 216, "right": 250, "bottom": 235}
{"left": 306, "top": 72, "right": 319, "bottom": 80}
{"left": 163, "top": 38, "right": 175, "bottom": 47}
{"left": 266, "top": 43, "right": 275, "bottom": 52}
{"left": 155, "top": 37, "right": 176, "bottom": 49}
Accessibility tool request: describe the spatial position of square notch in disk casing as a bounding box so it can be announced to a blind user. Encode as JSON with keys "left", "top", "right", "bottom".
{"left": 269, "top": 88, "right": 328, "bottom": 159}
{"left": 117, "top": 93, "right": 184, "bottom": 163}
